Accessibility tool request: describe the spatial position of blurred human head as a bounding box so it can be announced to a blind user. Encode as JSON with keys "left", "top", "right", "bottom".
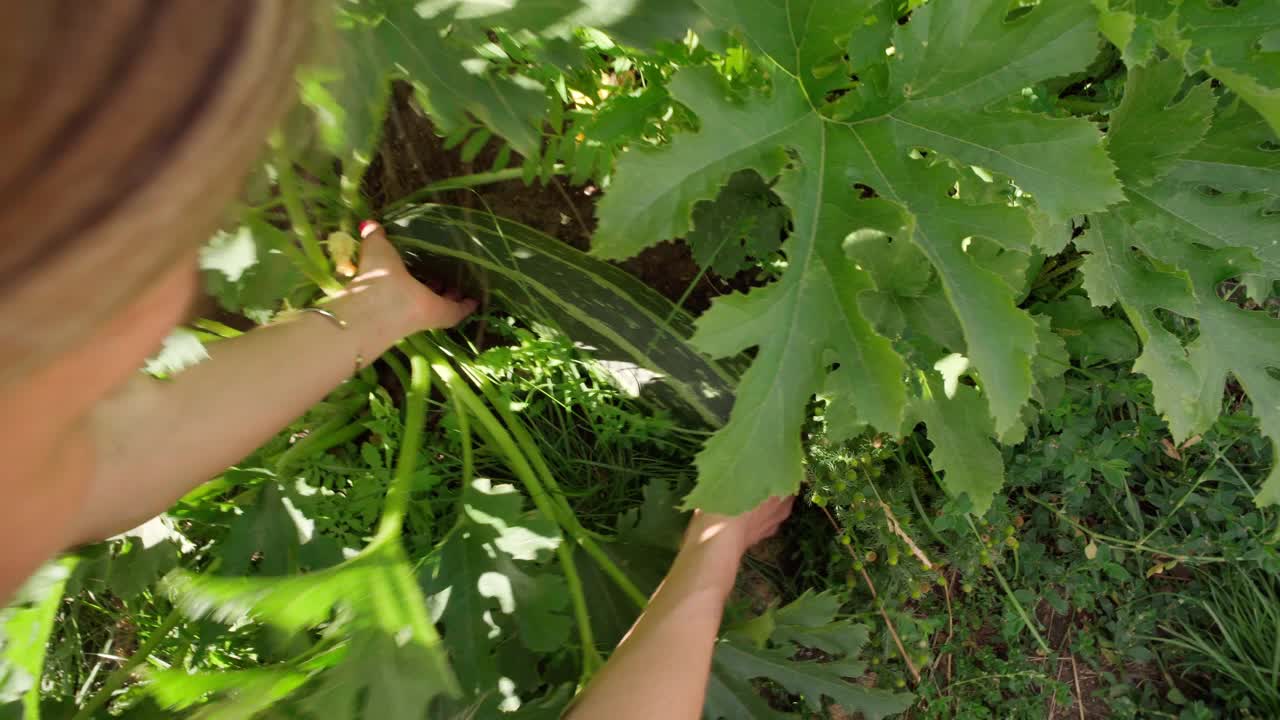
{"left": 0, "top": 0, "right": 311, "bottom": 602}
{"left": 0, "top": 1, "right": 308, "bottom": 400}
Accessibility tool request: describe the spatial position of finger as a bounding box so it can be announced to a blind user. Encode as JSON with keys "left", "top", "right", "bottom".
{"left": 422, "top": 296, "right": 479, "bottom": 329}
{"left": 761, "top": 496, "right": 795, "bottom": 526}
{"left": 752, "top": 496, "right": 783, "bottom": 512}
{"left": 759, "top": 495, "right": 794, "bottom": 519}
{"left": 768, "top": 500, "right": 795, "bottom": 527}
{"left": 767, "top": 504, "right": 791, "bottom": 526}
{"left": 753, "top": 518, "right": 786, "bottom": 544}
{"left": 356, "top": 220, "right": 397, "bottom": 272}
{"left": 777, "top": 495, "right": 796, "bottom": 516}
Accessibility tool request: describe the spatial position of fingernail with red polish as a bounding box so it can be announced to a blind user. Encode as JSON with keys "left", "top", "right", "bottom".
{"left": 359, "top": 220, "right": 380, "bottom": 239}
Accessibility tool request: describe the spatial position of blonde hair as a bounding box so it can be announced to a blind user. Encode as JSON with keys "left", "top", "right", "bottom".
{"left": 0, "top": 1, "right": 310, "bottom": 383}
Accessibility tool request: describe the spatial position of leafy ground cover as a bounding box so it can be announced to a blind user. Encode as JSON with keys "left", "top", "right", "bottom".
{"left": 4, "top": 1, "right": 1280, "bottom": 718}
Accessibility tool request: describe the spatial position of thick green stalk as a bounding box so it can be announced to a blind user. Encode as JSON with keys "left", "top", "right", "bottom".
{"left": 274, "top": 400, "right": 368, "bottom": 477}
{"left": 421, "top": 336, "right": 648, "bottom": 607}
{"left": 423, "top": 360, "right": 558, "bottom": 514}
{"left": 272, "top": 141, "right": 341, "bottom": 295}
{"left": 383, "top": 166, "right": 558, "bottom": 214}
{"left": 560, "top": 539, "right": 604, "bottom": 680}
{"left": 428, "top": 337, "right": 579, "bottom": 521}
{"left": 575, "top": 536, "right": 648, "bottom": 609}
{"left": 190, "top": 318, "right": 244, "bottom": 339}
{"left": 266, "top": 219, "right": 341, "bottom": 294}
{"left": 434, "top": 345, "right": 473, "bottom": 544}
{"left": 377, "top": 353, "right": 431, "bottom": 540}
{"left": 381, "top": 351, "right": 412, "bottom": 394}
{"left": 411, "top": 337, "right": 554, "bottom": 532}
{"left": 72, "top": 605, "right": 184, "bottom": 720}
{"left": 277, "top": 423, "right": 366, "bottom": 479}
{"left": 463, "top": 357, "right": 648, "bottom": 608}
{"left": 340, "top": 173, "right": 372, "bottom": 233}
{"left": 449, "top": 367, "right": 475, "bottom": 491}
{"left": 467, "top": 369, "right": 581, "bottom": 526}
{"left": 559, "top": 544, "right": 605, "bottom": 677}
{"left": 437, "top": 365, "right": 603, "bottom": 674}
{"left": 412, "top": 337, "right": 604, "bottom": 674}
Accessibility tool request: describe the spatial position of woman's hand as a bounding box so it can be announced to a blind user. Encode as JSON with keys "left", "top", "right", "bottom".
{"left": 684, "top": 495, "right": 796, "bottom": 560}
{"left": 69, "top": 220, "right": 477, "bottom": 549}
{"left": 567, "top": 494, "right": 796, "bottom": 720}
{"left": 341, "top": 221, "right": 477, "bottom": 337}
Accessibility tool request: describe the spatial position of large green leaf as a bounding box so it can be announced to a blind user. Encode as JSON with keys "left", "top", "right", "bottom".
{"left": 202, "top": 218, "right": 308, "bottom": 316}
{"left": 298, "top": 16, "right": 394, "bottom": 183}
{"left": 1080, "top": 211, "right": 1280, "bottom": 506}
{"left": 376, "top": 3, "right": 548, "bottom": 156}
{"left": 168, "top": 537, "right": 458, "bottom": 715}
{"left": 425, "top": 479, "right": 568, "bottom": 695}
{"left": 685, "top": 170, "right": 788, "bottom": 277}
{"left": 713, "top": 647, "right": 906, "bottom": 719}
{"left": 616, "top": 478, "right": 688, "bottom": 553}
{"left": 573, "top": 480, "right": 678, "bottom": 653}
{"left": 706, "top": 592, "right": 911, "bottom": 719}
{"left": 407, "top": 0, "right": 716, "bottom": 46}
{"left": 909, "top": 378, "right": 1006, "bottom": 515}
{"left": 1083, "top": 36, "right": 1280, "bottom": 506}
{"left": 704, "top": 663, "right": 790, "bottom": 720}
{"left": 595, "top": 0, "right": 1115, "bottom": 513}
{"left": 386, "top": 204, "right": 741, "bottom": 427}
{"left": 164, "top": 356, "right": 459, "bottom": 716}
{"left": 0, "top": 559, "right": 76, "bottom": 720}
{"left": 1120, "top": 100, "right": 1280, "bottom": 300}
{"left": 1035, "top": 296, "right": 1139, "bottom": 367}
{"left": 1097, "top": 0, "right": 1280, "bottom": 134}
{"left": 769, "top": 591, "right": 874, "bottom": 658}
{"left": 148, "top": 668, "right": 309, "bottom": 720}
{"left": 1168, "top": 100, "right": 1280, "bottom": 192}
{"left": 1106, "top": 59, "right": 1215, "bottom": 187}
{"left": 1175, "top": 0, "right": 1280, "bottom": 135}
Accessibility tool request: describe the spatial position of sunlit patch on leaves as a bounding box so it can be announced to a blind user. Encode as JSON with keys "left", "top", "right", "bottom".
{"left": 202, "top": 218, "right": 307, "bottom": 316}
{"left": 148, "top": 668, "right": 310, "bottom": 718}
{"left": 200, "top": 226, "right": 258, "bottom": 283}
{"left": 144, "top": 330, "right": 210, "bottom": 379}
{"left": 164, "top": 534, "right": 457, "bottom": 716}
{"left": 424, "top": 478, "right": 569, "bottom": 697}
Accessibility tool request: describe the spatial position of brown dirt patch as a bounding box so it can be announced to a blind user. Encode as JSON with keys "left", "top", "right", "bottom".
{"left": 363, "top": 82, "right": 753, "bottom": 314}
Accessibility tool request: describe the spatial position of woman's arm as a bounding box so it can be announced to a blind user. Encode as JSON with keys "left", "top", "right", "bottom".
{"left": 567, "top": 496, "right": 794, "bottom": 720}
{"left": 69, "top": 223, "right": 474, "bottom": 544}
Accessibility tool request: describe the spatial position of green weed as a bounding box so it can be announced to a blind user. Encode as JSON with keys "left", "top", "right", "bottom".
{"left": 1159, "top": 568, "right": 1280, "bottom": 716}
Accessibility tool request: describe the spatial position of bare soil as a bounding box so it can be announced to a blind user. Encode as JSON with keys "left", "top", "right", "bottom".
{"left": 364, "top": 82, "right": 745, "bottom": 314}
